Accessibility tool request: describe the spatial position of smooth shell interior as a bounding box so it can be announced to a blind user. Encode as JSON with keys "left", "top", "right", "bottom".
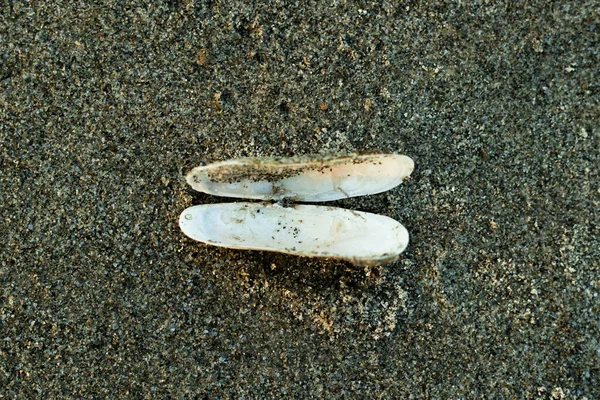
{"left": 179, "top": 203, "right": 409, "bottom": 265}
{"left": 186, "top": 153, "right": 414, "bottom": 202}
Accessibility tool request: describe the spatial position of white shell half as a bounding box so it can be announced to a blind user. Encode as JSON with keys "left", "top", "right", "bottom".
{"left": 186, "top": 153, "right": 414, "bottom": 202}
{"left": 179, "top": 203, "right": 409, "bottom": 266}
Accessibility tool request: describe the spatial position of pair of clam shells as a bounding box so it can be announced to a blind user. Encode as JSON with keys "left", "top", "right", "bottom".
{"left": 179, "top": 154, "right": 414, "bottom": 266}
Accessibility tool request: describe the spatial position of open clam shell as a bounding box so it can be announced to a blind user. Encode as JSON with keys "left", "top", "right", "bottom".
{"left": 179, "top": 203, "right": 409, "bottom": 266}
{"left": 186, "top": 153, "right": 414, "bottom": 202}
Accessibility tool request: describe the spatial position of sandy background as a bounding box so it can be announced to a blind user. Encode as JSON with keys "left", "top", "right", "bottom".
{"left": 1, "top": 1, "right": 598, "bottom": 398}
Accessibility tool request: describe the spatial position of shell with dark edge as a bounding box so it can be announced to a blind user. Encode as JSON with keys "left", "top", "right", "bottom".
{"left": 186, "top": 153, "right": 414, "bottom": 202}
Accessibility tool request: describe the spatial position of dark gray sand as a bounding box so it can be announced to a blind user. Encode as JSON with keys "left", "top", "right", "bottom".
{"left": 1, "top": 1, "right": 598, "bottom": 398}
